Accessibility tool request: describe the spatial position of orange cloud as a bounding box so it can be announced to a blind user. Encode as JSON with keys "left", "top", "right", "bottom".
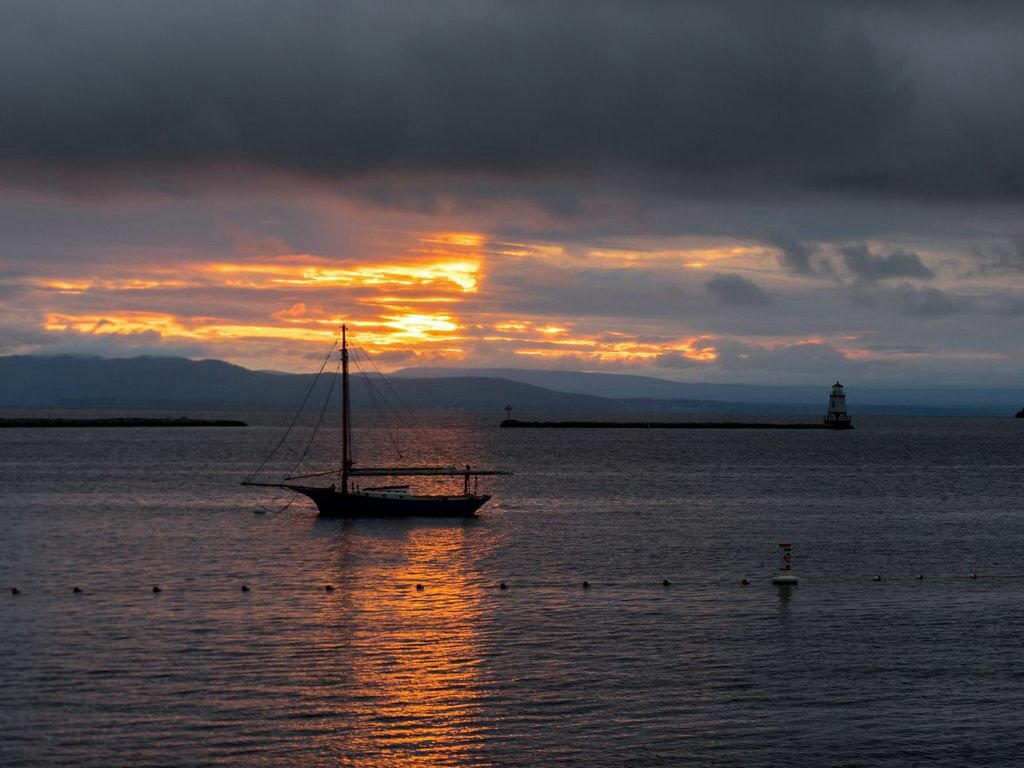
{"left": 29, "top": 229, "right": 754, "bottom": 371}
{"left": 44, "top": 312, "right": 337, "bottom": 343}
{"left": 38, "top": 277, "right": 190, "bottom": 294}
{"left": 204, "top": 259, "right": 481, "bottom": 293}
{"left": 419, "top": 232, "right": 485, "bottom": 248}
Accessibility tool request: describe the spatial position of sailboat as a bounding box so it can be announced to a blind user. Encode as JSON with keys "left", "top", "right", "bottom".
{"left": 242, "top": 326, "right": 509, "bottom": 517}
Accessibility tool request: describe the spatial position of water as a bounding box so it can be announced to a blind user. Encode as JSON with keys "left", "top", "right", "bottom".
{"left": 3, "top": 413, "right": 1024, "bottom": 766}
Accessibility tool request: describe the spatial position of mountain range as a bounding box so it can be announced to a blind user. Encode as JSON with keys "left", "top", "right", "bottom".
{"left": 0, "top": 355, "right": 1019, "bottom": 415}
{"left": 396, "top": 366, "right": 1024, "bottom": 413}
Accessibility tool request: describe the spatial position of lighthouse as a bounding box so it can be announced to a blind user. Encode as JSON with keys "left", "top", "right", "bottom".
{"left": 823, "top": 381, "right": 853, "bottom": 429}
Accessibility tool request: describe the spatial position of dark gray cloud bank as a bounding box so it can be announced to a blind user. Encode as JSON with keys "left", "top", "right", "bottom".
{"left": 840, "top": 245, "right": 933, "bottom": 284}
{"left": 705, "top": 273, "right": 769, "bottom": 306}
{"left": 3, "top": 0, "right": 1024, "bottom": 201}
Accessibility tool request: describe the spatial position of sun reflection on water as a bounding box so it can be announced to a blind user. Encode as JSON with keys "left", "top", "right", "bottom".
{"left": 308, "top": 523, "right": 494, "bottom": 766}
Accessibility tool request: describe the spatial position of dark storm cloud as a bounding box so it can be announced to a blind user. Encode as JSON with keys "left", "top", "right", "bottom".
{"left": 658, "top": 338, "right": 859, "bottom": 375}
{"left": 482, "top": 258, "right": 691, "bottom": 319}
{"left": 840, "top": 244, "right": 934, "bottom": 284}
{"left": 705, "top": 273, "right": 769, "bottom": 306}
{"left": 766, "top": 236, "right": 936, "bottom": 284}
{"left": 1000, "top": 298, "right": 1024, "bottom": 316}
{"left": 4, "top": 1, "right": 1024, "bottom": 200}
{"left": 969, "top": 237, "right": 1024, "bottom": 276}
{"left": 712, "top": 339, "right": 852, "bottom": 374}
{"left": 32, "top": 329, "right": 208, "bottom": 358}
{"left": 897, "top": 285, "right": 958, "bottom": 318}
{"left": 0, "top": 318, "right": 48, "bottom": 354}
{"left": 767, "top": 233, "right": 821, "bottom": 277}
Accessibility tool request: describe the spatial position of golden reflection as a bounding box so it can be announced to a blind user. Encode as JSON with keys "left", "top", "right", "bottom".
{"left": 309, "top": 525, "right": 493, "bottom": 766}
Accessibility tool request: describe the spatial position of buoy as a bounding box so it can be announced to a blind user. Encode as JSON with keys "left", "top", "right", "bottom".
{"left": 10, "top": 587, "right": 20, "bottom": 595}
{"left": 741, "top": 578, "right": 750, "bottom": 586}
{"left": 662, "top": 579, "right": 671, "bottom": 586}
{"left": 241, "top": 585, "right": 250, "bottom": 592}
{"left": 415, "top": 583, "right": 424, "bottom": 591}
{"left": 72, "top": 586, "right": 82, "bottom": 593}
{"left": 582, "top": 580, "right": 590, "bottom": 589}
{"left": 324, "top": 584, "right": 334, "bottom": 592}
{"left": 872, "top": 575, "right": 881, "bottom": 582}
{"left": 499, "top": 582, "right": 508, "bottom": 590}
{"left": 771, "top": 543, "right": 799, "bottom": 585}
{"left": 152, "top": 585, "right": 161, "bottom": 593}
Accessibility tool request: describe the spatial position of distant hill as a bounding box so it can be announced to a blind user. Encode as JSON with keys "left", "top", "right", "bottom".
{"left": 0, "top": 355, "right": 634, "bottom": 413}
{"left": 0, "top": 355, "right": 307, "bottom": 409}
{"left": 394, "top": 366, "right": 819, "bottom": 402}
{"left": 0, "top": 355, "right": 1017, "bottom": 414}
{"left": 396, "top": 366, "right": 1023, "bottom": 414}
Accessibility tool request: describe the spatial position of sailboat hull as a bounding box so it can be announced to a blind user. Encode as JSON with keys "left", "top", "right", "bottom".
{"left": 289, "top": 486, "right": 490, "bottom": 518}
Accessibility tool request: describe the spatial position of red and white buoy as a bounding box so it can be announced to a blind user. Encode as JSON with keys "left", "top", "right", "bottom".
{"left": 772, "top": 543, "right": 799, "bottom": 585}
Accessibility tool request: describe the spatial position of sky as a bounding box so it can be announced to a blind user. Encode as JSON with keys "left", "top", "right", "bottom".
{"left": 2, "top": 1, "right": 1024, "bottom": 386}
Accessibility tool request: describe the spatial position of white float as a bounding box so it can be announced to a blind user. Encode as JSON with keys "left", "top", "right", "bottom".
{"left": 772, "top": 542, "right": 799, "bottom": 584}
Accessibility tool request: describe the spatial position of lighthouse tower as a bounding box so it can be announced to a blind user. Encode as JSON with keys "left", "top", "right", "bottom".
{"left": 823, "top": 381, "right": 853, "bottom": 429}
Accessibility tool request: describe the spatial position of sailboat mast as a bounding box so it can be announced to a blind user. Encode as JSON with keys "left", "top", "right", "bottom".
{"left": 341, "top": 325, "right": 352, "bottom": 491}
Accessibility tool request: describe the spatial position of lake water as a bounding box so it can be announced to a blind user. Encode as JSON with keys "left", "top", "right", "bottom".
{"left": 3, "top": 413, "right": 1024, "bottom": 766}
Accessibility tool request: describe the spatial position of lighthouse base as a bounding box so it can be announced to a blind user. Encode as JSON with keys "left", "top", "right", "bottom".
{"left": 823, "top": 419, "right": 853, "bottom": 430}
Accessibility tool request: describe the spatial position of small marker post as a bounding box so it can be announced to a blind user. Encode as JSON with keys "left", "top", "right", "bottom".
{"left": 772, "top": 543, "right": 799, "bottom": 585}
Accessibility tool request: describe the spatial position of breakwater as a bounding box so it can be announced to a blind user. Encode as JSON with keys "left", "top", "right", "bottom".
{"left": 0, "top": 417, "right": 247, "bottom": 428}
{"left": 501, "top": 419, "right": 847, "bottom": 429}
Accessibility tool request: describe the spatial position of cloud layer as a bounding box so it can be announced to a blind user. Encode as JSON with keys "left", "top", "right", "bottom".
{"left": 3, "top": 3, "right": 1024, "bottom": 386}
{"left": 4, "top": 1, "right": 1024, "bottom": 200}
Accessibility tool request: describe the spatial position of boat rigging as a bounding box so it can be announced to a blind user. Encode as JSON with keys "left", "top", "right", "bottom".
{"left": 242, "top": 325, "right": 510, "bottom": 517}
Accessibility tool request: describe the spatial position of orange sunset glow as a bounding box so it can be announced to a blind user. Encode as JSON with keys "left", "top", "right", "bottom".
{"left": 12, "top": 215, "right": 942, "bottom": 381}
{"left": 205, "top": 258, "right": 480, "bottom": 293}
{"left": 24, "top": 228, "right": 791, "bottom": 372}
